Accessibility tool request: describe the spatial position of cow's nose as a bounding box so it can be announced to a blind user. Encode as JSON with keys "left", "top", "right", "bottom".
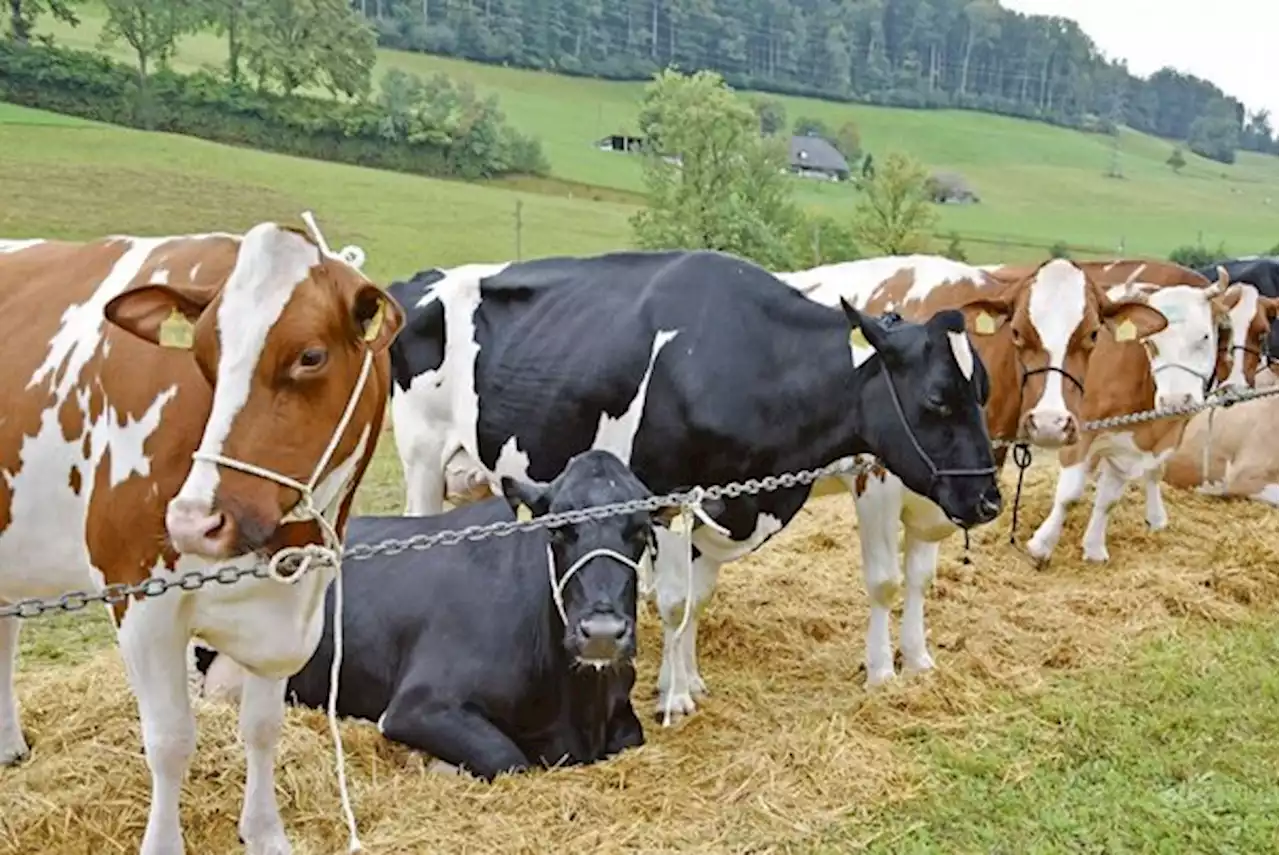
{"left": 1158, "top": 392, "right": 1198, "bottom": 412}
{"left": 977, "top": 485, "right": 1003, "bottom": 523}
{"left": 580, "top": 613, "right": 628, "bottom": 641}
{"left": 166, "top": 497, "right": 230, "bottom": 557}
{"left": 1021, "top": 411, "right": 1078, "bottom": 447}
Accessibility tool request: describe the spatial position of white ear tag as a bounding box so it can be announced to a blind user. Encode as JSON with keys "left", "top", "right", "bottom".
{"left": 516, "top": 503, "right": 533, "bottom": 522}
{"left": 973, "top": 311, "right": 997, "bottom": 336}
{"left": 669, "top": 513, "right": 688, "bottom": 534}
{"left": 849, "top": 327, "right": 876, "bottom": 367}
{"left": 1114, "top": 319, "right": 1137, "bottom": 342}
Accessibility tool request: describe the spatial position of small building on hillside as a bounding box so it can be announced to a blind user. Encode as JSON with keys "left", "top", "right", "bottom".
{"left": 595, "top": 133, "right": 646, "bottom": 153}
{"left": 927, "top": 171, "right": 981, "bottom": 204}
{"left": 788, "top": 134, "right": 850, "bottom": 182}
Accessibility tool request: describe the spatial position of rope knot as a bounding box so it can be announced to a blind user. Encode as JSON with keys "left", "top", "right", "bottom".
{"left": 266, "top": 543, "right": 338, "bottom": 584}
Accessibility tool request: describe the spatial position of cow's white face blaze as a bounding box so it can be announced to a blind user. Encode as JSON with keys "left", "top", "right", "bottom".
{"left": 103, "top": 222, "right": 405, "bottom": 560}
{"left": 1218, "top": 284, "right": 1277, "bottom": 391}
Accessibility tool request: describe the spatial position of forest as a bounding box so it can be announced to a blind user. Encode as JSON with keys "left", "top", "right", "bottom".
{"left": 362, "top": 0, "right": 1278, "bottom": 163}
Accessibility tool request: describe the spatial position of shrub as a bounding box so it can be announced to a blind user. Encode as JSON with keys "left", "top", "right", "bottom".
{"left": 1168, "top": 242, "right": 1227, "bottom": 269}
{"left": 0, "top": 41, "right": 547, "bottom": 180}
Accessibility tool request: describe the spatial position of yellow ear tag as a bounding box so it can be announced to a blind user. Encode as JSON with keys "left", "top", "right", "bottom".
{"left": 1115, "top": 319, "right": 1137, "bottom": 342}
{"left": 974, "top": 311, "right": 996, "bottom": 336}
{"left": 669, "top": 513, "right": 688, "bottom": 535}
{"left": 515, "top": 503, "right": 533, "bottom": 523}
{"left": 158, "top": 309, "right": 194, "bottom": 350}
{"left": 362, "top": 299, "right": 385, "bottom": 343}
{"left": 849, "top": 328, "right": 870, "bottom": 350}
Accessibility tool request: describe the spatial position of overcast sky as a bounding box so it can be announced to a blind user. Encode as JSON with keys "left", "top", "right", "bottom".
{"left": 1001, "top": 0, "right": 1279, "bottom": 120}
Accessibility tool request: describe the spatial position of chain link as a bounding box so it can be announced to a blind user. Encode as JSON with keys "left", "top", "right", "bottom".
{"left": 3, "top": 384, "right": 1275, "bottom": 622}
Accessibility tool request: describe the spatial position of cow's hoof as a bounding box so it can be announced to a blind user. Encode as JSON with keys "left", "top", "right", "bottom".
{"left": 654, "top": 691, "right": 696, "bottom": 724}
{"left": 0, "top": 736, "right": 30, "bottom": 767}
{"left": 902, "top": 652, "right": 936, "bottom": 676}
{"left": 1026, "top": 539, "right": 1053, "bottom": 568}
{"left": 1083, "top": 546, "right": 1109, "bottom": 563}
{"left": 241, "top": 833, "right": 292, "bottom": 855}
{"left": 864, "top": 667, "right": 897, "bottom": 689}
{"left": 688, "top": 673, "right": 710, "bottom": 699}
{"left": 1146, "top": 515, "right": 1168, "bottom": 532}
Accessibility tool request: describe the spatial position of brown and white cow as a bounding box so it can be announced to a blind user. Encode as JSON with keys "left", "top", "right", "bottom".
{"left": 1162, "top": 392, "right": 1278, "bottom": 507}
{"left": 1022, "top": 268, "right": 1243, "bottom": 564}
{"left": 776, "top": 255, "right": 1167, "bottom": 686}
{"left": 0, "top": 219, "right": 404, "bottom": 855}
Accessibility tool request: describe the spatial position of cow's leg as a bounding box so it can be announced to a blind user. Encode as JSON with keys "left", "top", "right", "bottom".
{"left": 380, "top": 694, "right": 529, "bottom": 782}
{"left": 604, "top": 702, "right": 644, "bottom": 758}
{"left": 402, "top": 447, "right": 446, "bottom": 516}
{"left": 851, "top": 479, "right": 904, "bottom": 688}
{"left": 118, "top": 606, "right": 196, "bottom": 855}
{"left": 1143, "top": 469, "right": 1170, "bottom": 531}
{"left": 237, "top": 673, "right": 291, "bottom": 855}
{"left": 1082, "top": 462, "right": 1128, "bottom": 563}
{"left": 900, "top": 533, "right": 942, "bottom": 676}
{"left": 653, "top": 543, "right": 719, "bottom": 721}
{"left": 0, "top": 617, "right": 30, "bottom": 765}
{"left": 1027, "top": 461, "right": 1090, "bottom": 565}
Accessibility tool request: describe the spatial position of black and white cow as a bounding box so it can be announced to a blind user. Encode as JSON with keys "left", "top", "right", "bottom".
{"left": 194, "top": 450, "right": 714, "bottom": 780}
{"left": 1197, "top": 256, "right": 1279, "bottom": 364}
{"left": 386, "top": 249, "right": 1003, "bottom": 721}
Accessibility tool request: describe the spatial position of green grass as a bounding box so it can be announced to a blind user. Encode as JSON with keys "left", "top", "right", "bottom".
{"left": 829, "top": 618, "right": 1280, "bottom": 854}
{"left": 34, "top": 5, "right": 1280, "bottom": 261}
{"left": 0, "top": 114, "right": 636, "bottom": 281}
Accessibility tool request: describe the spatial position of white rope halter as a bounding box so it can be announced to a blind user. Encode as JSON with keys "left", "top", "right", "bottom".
{"left": 189, "top": 211, "right": 372, "bottom": 852}
{"left": 545, "top": 545, "right": 649, "bottom": 628}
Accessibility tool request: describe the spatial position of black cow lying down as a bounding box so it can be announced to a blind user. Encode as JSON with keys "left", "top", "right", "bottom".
{"left": 192, "top": 450, "right": 721, "bottom": 781}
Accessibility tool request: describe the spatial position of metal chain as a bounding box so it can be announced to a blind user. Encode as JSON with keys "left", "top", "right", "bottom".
{"left": 3, "top": 384, "right": 1275, "bottom": 621}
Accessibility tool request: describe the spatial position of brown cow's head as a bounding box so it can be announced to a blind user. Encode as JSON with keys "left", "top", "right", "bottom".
{"left": 1211, "top": 268, "right": 1278, "bottom": 392}
{"left": 104, "top": 220, "right": 405, "bottom": 560}
{"left": 956, "top": 258, "right": 1168, "bottom": 447}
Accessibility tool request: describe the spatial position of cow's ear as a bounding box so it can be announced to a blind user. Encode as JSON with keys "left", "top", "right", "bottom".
{"left": 840, "top": 298, "right": 892, "bottom": 355}
{"left": 352, "top": 284, "right": 405, "bottom": 353}
{"left": 1260, "top": 296, "right": 1279, "bottom": 320}
{"left": 1101, "top": 299, "right": 1168, "bottom": 342}
{"left": 105, "top": 284, "right": 213, "bottom": 349}
{"left": 957, "top": 296, "right": 1012, "bottom": 337}
{"left": 499, "top": 476, "right": 550, "bottom": 522}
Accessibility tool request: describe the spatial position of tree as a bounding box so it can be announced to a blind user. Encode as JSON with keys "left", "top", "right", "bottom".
{"left": 1166, "top": 146, "right": 1186, "bottom": 174}
{"left": 243, "top": 0, "right": 377, "bottom": 98}
{"left": 204, "top": 0, "right": 252, "bottom": 83}
{"left": 793, "top": 116, "right": 829, "bottom": 139}
{"left": 851, "top": 151, "right": 938, "bottom": 255}
{"left": 99, "top": 0, "right": 202, "bottom": 82}
{"left": 630, "top": 69, "right": 800, "bottom": 271}
{"left": 750, "top": 96, "right": 786, "bottom": 136}
{"left": 833, "top": 120, "right": 862, "bottom": 161}
{"left": 5, "top": 0, "right": 80, "bottom": 43}
{"left": 1187, "top": 104, "right": 1240, "bottom": 165}
{"left": 942, "top": 231, "right": 968, "bottom": 262}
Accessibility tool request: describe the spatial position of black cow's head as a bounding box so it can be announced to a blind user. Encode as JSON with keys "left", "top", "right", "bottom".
{"left": 500, "top": 449, "right": 724, "bottom": 668}
{"left": 842, "top": 299, "right": 1002, "bottom": 529}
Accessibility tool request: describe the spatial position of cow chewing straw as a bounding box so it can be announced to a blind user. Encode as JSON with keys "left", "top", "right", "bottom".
{"left": 2, "top": 458, "right": 1275, "bottom": 854}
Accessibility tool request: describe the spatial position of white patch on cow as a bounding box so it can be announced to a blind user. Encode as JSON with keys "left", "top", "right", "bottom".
{"left": 0, "top": 239, "right": 185, "bottom": 602}
{"left": 1025, "top": 259, "right": 1087, "bottom": 417}
{"left": 1252, "top": 484, "right": 1279, "bottom": 506}
{"left": 592, "top": 329, "right": 679, "bottom": 463}
{"left": 946, "top": 330, "right": 974, "bottom": 380}
{"left": 392, "top": 263, "right": 511, "bottom": 515}
{"left": 189, "top": 262, "right": 201, "bottom": 281}
{"left": 148, "top": 268, "right": 170, "bottom": 285}
{"left": 175, "top": 224, "right": 322, "bottom": 507}
{"left": 1224, "top": 285, "right": 1261, "bottom": 389}
{"left": 778, "top": 255, "right": 990, "bottom": 311}
{"left": 0, "top": 239, "right": 44, "bottom": 255}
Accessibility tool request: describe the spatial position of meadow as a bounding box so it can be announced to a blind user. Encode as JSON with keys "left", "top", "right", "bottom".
{"left": 35, "top": 4, "right": 1280, "bottom": 262}
{"left": 0, "top": 96, "right": 1278, "bottom": 852}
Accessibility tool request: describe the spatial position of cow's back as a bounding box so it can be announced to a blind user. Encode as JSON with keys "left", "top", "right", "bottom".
{"left": 1164, "top": 395, "right": 1279, "bottom": 494}
{"left": 0, "top": 236, "right": 237, "bottom": 599}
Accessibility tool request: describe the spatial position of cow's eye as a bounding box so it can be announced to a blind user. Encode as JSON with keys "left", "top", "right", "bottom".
{"left": 297, "top": 348, "right": 328, "bottom": 370}
{"left": 926, "top": 395, "right": 952, "bottom": 417}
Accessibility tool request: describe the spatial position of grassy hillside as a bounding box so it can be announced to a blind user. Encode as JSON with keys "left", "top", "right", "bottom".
{"left": 0, "top": 105, "right": 634, "bottom": 279}
{"left": 35, "top": 6, "right": 1279, "bottom": 262}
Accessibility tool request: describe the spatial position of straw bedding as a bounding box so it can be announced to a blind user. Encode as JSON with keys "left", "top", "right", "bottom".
{"left": 2, "top": 457, "right": 1276, "bottom": 854}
